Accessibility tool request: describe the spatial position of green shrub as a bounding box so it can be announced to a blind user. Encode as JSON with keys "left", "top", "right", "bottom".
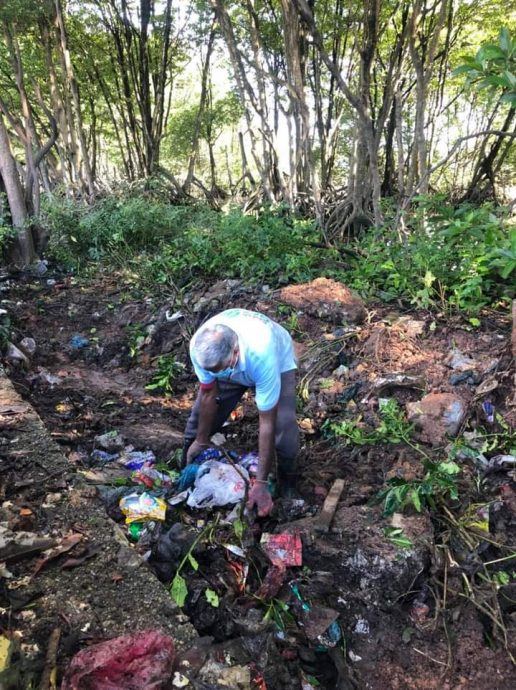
{"left": 347, "top": 198, "right": 515, "bottom": 313}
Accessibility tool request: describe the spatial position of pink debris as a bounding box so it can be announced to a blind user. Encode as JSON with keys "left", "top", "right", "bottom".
{"left": 260, "top": 531, "right": 302, "bottom": 568}
{"left": 62, "top": 630, "right": 175, "bottom": 690}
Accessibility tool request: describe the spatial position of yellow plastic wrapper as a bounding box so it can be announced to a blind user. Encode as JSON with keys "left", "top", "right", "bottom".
{"left": 119, "top": 492, "right": 167, "bottom": 524}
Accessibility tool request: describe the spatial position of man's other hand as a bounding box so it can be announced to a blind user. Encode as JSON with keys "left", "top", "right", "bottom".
{"left": 186, "top": 440, "right": 209, "bottom": 464}
{"left": 247, "top": 481, "right": 273, "bottom": 517}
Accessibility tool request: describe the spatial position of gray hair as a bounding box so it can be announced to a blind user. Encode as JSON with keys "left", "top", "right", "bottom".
{"left": 193, "top": 324, "right": 238, "bottom": 370}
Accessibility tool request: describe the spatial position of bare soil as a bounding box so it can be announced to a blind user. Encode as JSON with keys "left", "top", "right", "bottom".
{"left": 1, "top": 268, "right": 514, "bottom": 689}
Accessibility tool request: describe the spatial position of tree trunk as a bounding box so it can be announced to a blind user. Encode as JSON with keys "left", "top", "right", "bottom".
{"left": 0, "top": 114, "right": 34, "bottom": 266}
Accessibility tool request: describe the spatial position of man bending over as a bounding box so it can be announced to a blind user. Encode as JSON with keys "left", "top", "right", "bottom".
{"left": 183, "top": 308, "right": 299, "bottom": 517}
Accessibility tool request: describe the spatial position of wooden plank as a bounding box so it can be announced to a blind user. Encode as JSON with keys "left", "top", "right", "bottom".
{"left": 315, "top": 479, "right": 346, "bottom": 533}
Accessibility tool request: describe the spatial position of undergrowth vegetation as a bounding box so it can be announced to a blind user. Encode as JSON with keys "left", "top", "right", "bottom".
{"left": 42, "top": 190, "right": 515, "bottom": 314}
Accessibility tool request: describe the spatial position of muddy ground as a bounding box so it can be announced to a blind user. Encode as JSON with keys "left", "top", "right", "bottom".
{"left": 1, "top": 267, "right": 515, "bottom": 689}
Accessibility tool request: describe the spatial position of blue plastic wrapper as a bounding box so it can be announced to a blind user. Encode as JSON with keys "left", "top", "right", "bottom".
{"left": 69, "top": 335, "right": 90, "bottom": 349}
{"left": 91, "top": 449, "right": 119, "bottom": 464}
{"left": 482, "top": 401, "right": 494, "bottom": 424}
{"left": 122, "top": 450, "right": 156, "bottom": 470}
{"left": 239, "top": 452, "right": 259, "bottom": 475}
{"left": 193, "top": 447, "right": 239, "bottom": 464}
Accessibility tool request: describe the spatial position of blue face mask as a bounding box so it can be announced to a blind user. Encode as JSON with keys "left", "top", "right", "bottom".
{"left": 216, "top": 366, "right": 234, "bottom": 379}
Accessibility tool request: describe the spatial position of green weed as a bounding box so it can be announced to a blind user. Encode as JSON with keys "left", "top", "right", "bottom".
{"left": 324, "top": 399, "right": 414, "bottom": 446}
{"left": 375, "top": 459, "right": 461, "bottom": 516}
{"left": 146, "top": 355, "right": 185, "bottom": 396}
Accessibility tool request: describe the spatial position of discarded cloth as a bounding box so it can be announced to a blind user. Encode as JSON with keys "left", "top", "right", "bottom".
{"left": 61, "top": 630, "right": 175, "bottom": 690}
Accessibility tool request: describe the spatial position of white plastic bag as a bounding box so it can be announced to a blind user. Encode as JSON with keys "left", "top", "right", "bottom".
{"left": 187, "top": 460, "right": 249, "bottom": 509}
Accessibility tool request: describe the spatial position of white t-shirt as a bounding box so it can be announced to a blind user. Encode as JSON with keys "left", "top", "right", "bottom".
{"left": 190, "top": 309, "right": 297, "bottom": 411}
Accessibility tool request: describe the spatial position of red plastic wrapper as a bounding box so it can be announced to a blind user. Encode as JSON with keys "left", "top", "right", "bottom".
{"left": 260, "top": 531, "right": 302, "bottom": 568}
{"left": 62, "top": 630, "right": 175, "bottom": 690}
{"left": 255, "top": 565, "right": 286, "bottom": 600}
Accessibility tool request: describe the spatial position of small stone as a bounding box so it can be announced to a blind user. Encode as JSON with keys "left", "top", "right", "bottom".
{"left": 406, "top": 393, "right": 466, "bottom": 445}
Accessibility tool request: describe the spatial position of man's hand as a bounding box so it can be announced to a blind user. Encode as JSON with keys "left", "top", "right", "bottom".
{"left": 247, "top": 481, "right": 273, "bottom": 517}
{"left": 186, "top": 440, "right": 209, "bottom": 465}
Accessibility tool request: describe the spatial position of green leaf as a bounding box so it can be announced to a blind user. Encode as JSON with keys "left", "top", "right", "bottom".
{"left": 504, "top": 71, "right": 516, "bottom": 89}
{"left": 499, "top": 28, "right": 511, "bottom": 53}
{"left": 438, "top": 461, "right": 461, "bottom": 476}
{"left": 170, "top": 573, "right": 188, "bottom": 607}
{"left": 402, "top": 626, "right": 414, "bottom": 644}
{"left": 410, "top": 489, "right": 422, "bottom": 513}
{"left": 452, "top": 64, "right": 477, "bottom": 77}
{"left": 477, "top": 44, "right": 505, "bottom": 62}
{"left": 500, "top": 92, "right": 516, "bottom": 106}
{"left": 233, "top": 517, "right": 244, "bottom": 540}
{"left": 205, "top": 588, "right": 220, "bottom": 607}
{"left": 187, "top": 553, "right": 199, "bottom": 571}
{"left": 468, "top": 317, "right": 481, "bottom": 327}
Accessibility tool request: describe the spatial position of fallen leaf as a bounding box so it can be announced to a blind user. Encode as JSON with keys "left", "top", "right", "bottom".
{"left": 32, "top": 534, "right": 82, "bottom": 577}
{"left": 61, "top": 544, "right": 101, "bottom": 569}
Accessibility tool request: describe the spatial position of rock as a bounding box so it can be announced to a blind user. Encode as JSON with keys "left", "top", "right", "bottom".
{"left": 445, "top": 348, "right": 476, "bottom": 371}
{"left": 406, "top": 393, "right": 466, "bottom": 444}
{"left": 279, "top": 278, "right": 366, "bottom": 324}
{"left": 5, "top": 342, "right": 30, "bottom": 367}
{"left": 391, "top": 316, "right": 425, "bottom": 337}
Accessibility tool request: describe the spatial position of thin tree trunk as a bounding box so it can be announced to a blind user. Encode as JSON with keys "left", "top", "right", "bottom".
{"left": 0, "top": 114, "right": 34, "bottom": 266}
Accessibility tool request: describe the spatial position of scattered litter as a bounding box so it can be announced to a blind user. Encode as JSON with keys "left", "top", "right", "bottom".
{"left": 474, "top": 377, "right": 499, "bottom": 397}
{"left": 482, "top": 400, "right": 495, "bottom": 423}
{"left": 239, "top": 452, "right": 259, "bottom": 476}
{"left": 290, "top": 583, "right": 341, "bottom": 648}
{"left": 121, "top": 450, "right": 156, "bottom": 470}
{"left": 177, "top": 463, "right": 200, "bottom": 491}
{"left": 337, "top": 382, "right": 362, "bottom": 404}
{"left": 0, "top": 635, "right": 12, "bottom": 673}
{"left": 19, "top": 337, "right": 36, "bottom": 356}
{"left": 5, "top": 342, "right": 29, "bottom": 367}
{"left": 132, "top": 467, "right": 174, "bottom": 489}
{"left": 210, "top": 432, "right": 226, "bottom": 446}
{"left": 367, "top": 374, "right": 424, "bottom": 398}
{"left": 450, "top": 371, "right": 481, "bottom": 385}
{"left": 486, "top": 455, "right": 516, "bottom": 472}
{"left": 168, "top": 490, "right": 189, "bottom": 506}
{"left": 94, "top": 430, "right": 125, "bottom": 451}
{"left": 90, "top": 449, "right": 120, "bottom": 464}
{"left": 0, "top": 524, "right": 56, "bottom": 563}
{"left": 27, "top": 369, "right": 61, "bottom": 388}
{"left": 445, "top": 349, "right": 476, "bottom": 371}
{"left": 148, "top": 523, "right": 197, "bottom": 582}
{"left": 61, "top": 630, "right": 175, "bottom": 690}
{"left": 260, "top": 532, "right": 302, "bottom": 568}
{"left": 69, "top": 334, "right": 89, "bottom": 349}
{"left": 120, "top": 492, "right": 167, "bottom": 524}
{"left": 187, "top": 460, "right": 249, "bottom": 509}
{"left": 128, "top": 523, "right": 144, "bottom": 541}
{"left": 255, "top": 565, "right": 286, "bottom": 599}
